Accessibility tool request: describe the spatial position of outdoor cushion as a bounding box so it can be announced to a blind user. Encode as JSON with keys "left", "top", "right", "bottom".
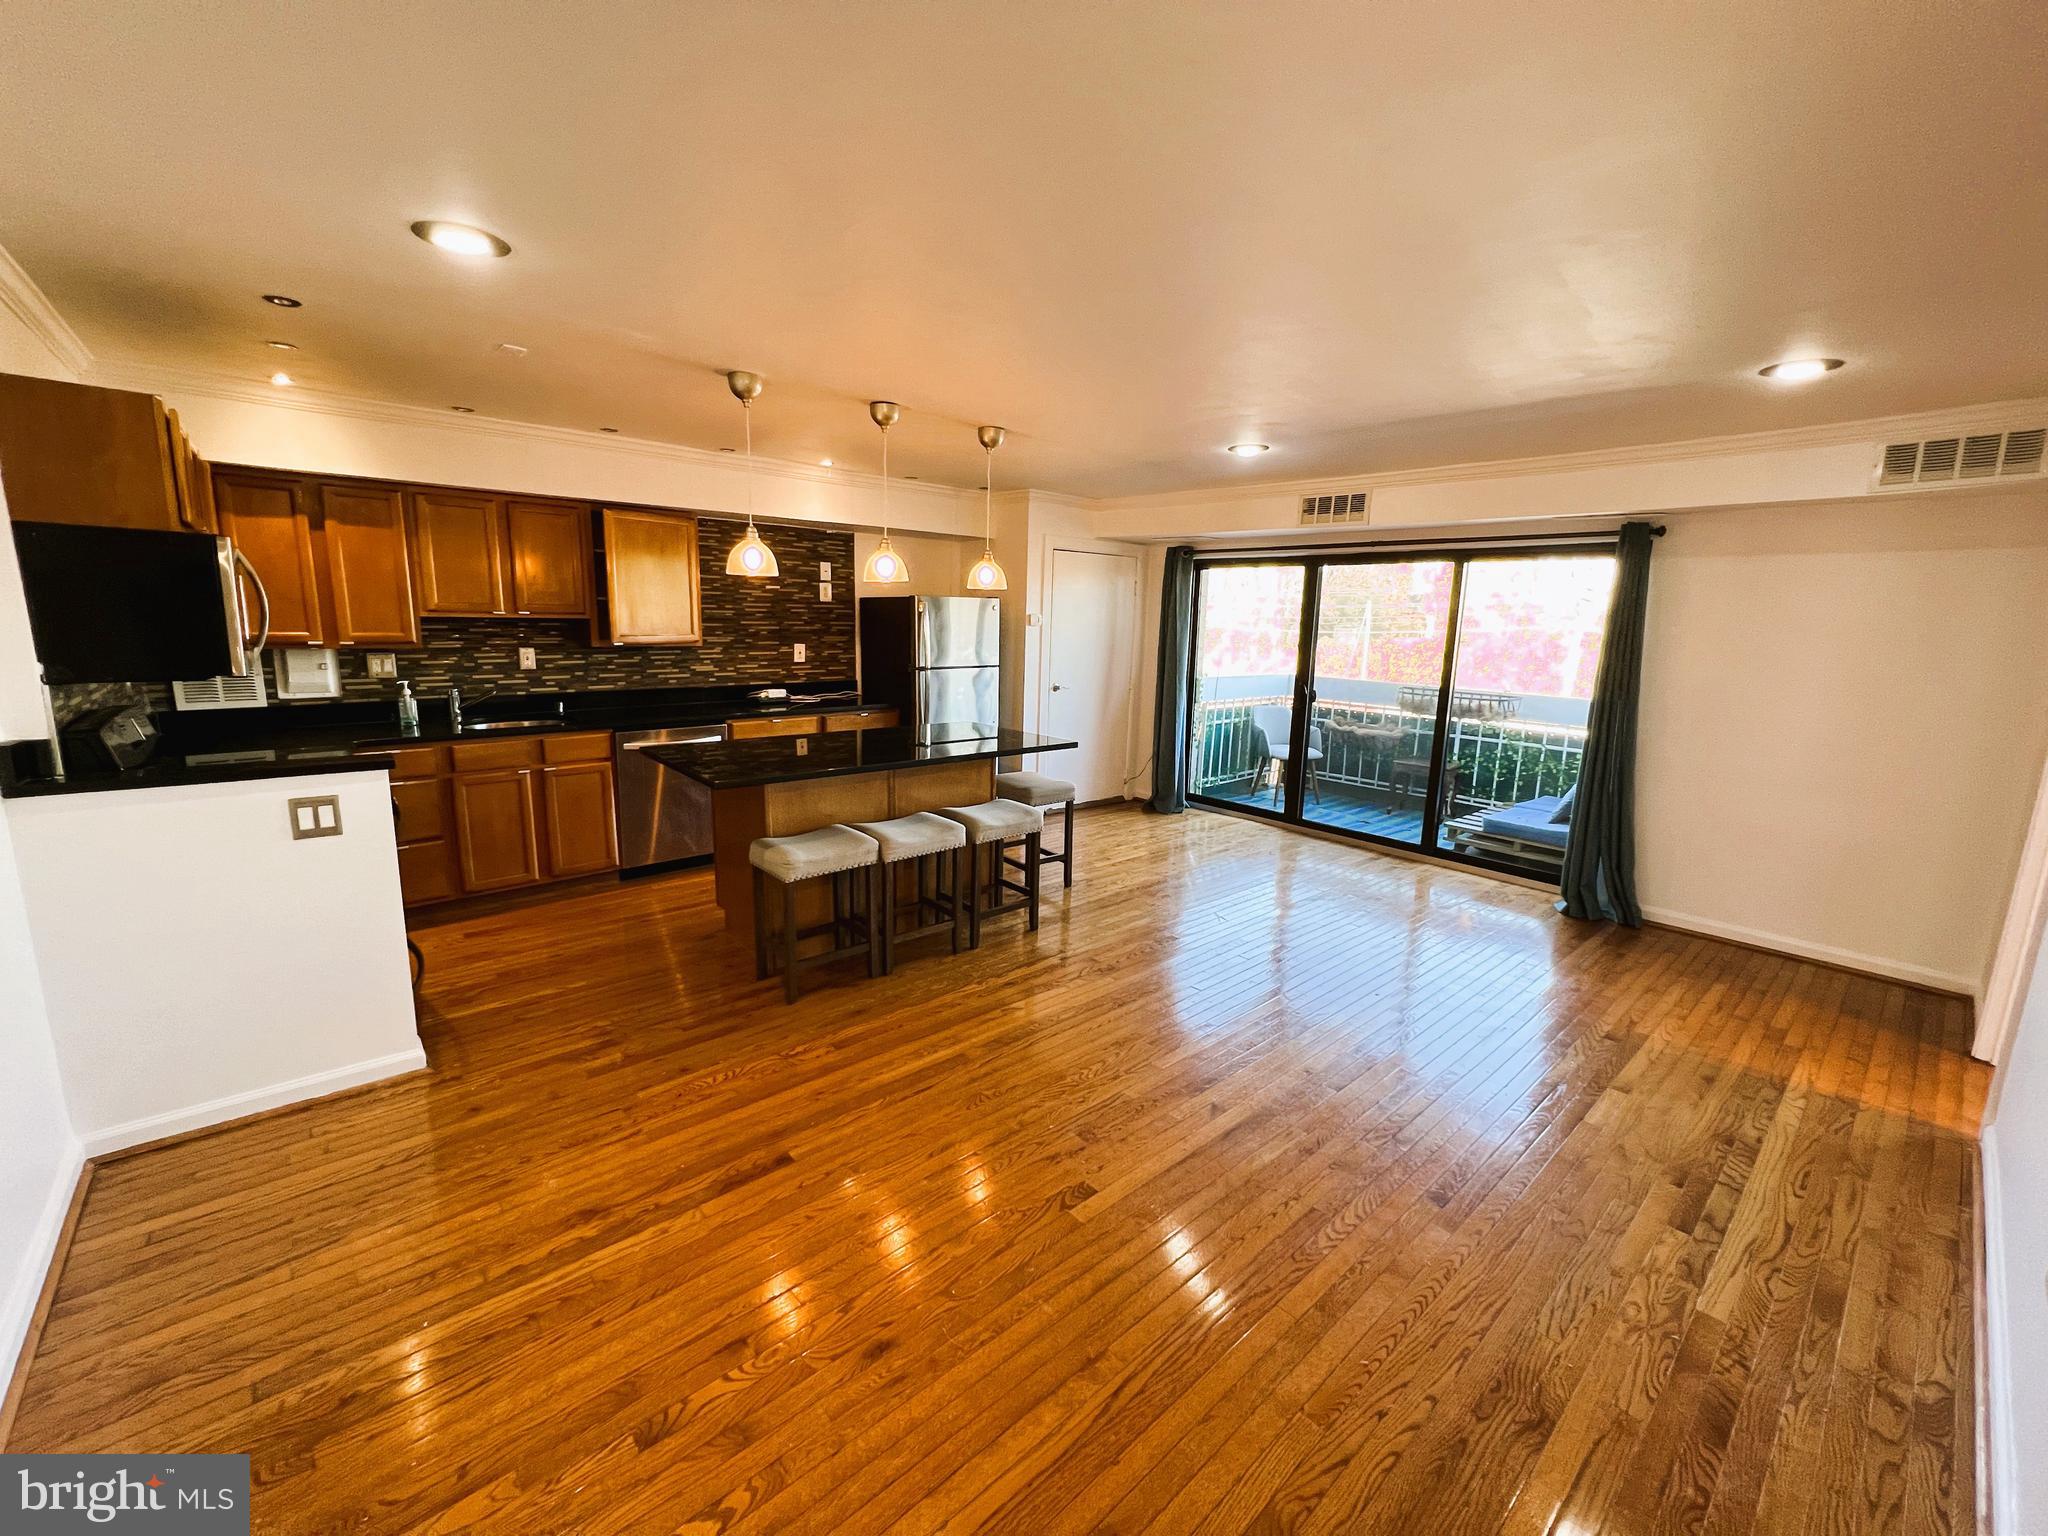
{"left": 749, "top": 824, "right": 879, "bottom": 882}
{"left": 938, "top": 799, "right": 1044, "bottom": 844}
{"left": 996, "top": 770, "right": 1077, "bottom": 807}
{"left": 1480, "top": 795, "right": 1571, "bottom": 850}
{"left": 1549, "top": 783, "right": 1578, "bottom": 824}
{"left": 847, "top": 812, "right": 966, "bottom": 861}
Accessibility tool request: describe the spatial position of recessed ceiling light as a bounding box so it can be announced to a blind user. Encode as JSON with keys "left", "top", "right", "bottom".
{"left": 262, "top": 294, "right": 301, "bottom": 308}
{"left": 450, "top": 405, "right": 475, "bottom": 413}
{"left": 410, "top": 220, "right": 512, "bottom": 258}
{"left": 1227, "top": 442, "right": 1272, "bottom": 457}
{"left": 269, "top": 371, "right": 294, "bottom": 387}
{"left": 1758, "top": 357, "right": 1844, "bottom": 382}
{"left": 265, "top": 340, "right": 297, "bottom": 351}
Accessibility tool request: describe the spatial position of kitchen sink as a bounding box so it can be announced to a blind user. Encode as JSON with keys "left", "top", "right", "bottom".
{"left": 460, "top": 720, "right": 561, "bottom": 732}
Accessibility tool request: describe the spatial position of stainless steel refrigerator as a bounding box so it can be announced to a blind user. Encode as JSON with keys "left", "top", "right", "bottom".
{"left": 857, "top": 595, "right": 1001, "bottom": 743}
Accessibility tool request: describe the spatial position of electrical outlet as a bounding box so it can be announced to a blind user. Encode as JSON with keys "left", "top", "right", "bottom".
{"left": 819, "top": 561, "right": 831, "bottom": 580}
{"left": 517, "top": 646, "right": 537, "bottom": 670}
{"left": 793, "top": 642, "right": 807, "bottom": 663}
{"left": 288, "top": 795, "right": 343, "bottom": 839}
{"left": 365, "top": 652, "right": 398, "bottom": 679}
{"left": 819, "top": 581, "right": 833, "bottom": 602}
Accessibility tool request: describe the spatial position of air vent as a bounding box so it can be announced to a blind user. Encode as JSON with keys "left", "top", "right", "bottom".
{"left": 171, "top": 668, "right": 267, "bottom": 711}
{"left": 1299, "top": 491, "right": 1369, "bottom": 526}
{"left": 1877, "top": 425, "right": 2046, "bottom": 487}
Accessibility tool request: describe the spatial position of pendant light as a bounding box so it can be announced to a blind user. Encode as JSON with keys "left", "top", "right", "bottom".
{"left": 861, "top": 400, "right": 911, "bottom": 585}
{"left": 722, "top": 370, "right": 779, "bottom": 578}
{"left": 965, "top": 424, "right": 1009, "bottom": 592}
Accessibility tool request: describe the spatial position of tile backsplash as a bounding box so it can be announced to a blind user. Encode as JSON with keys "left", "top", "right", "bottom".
{"left": 50, "top": 521, "right": 855, "bottom": 723}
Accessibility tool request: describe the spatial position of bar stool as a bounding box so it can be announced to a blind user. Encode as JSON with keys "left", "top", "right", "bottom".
{"left": 846, "top": 812, "right": 969, "bottom": 973}
{"left": 995, "top": 770, "right": 1078, "bottom": 887}
{"left": 750, "top": 825, "right": 880, "bottom": 1003}
{"left": 938, "top": 799, "right": 1044, "bottom": 947}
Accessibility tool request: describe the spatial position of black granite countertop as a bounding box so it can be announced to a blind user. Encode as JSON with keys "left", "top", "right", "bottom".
{"left": 1, "top": 681, "right": 869, "bottom": 798}
{"left": 643, "top": 727, "right": 1078, "bottom": 790}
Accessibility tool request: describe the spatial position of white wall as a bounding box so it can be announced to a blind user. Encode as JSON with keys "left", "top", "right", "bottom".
{"left": 1984, "top": 910, "right": 2048, "bottom": 1534}
{"left": 7, "top": 772, "right": 425, "bottom": 1155}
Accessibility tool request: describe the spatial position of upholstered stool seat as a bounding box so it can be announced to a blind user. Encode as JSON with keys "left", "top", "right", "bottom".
{"left": 939, "top": 799, "right": 1045, "bottom": 945}
{"left": 848, "top": 812, "right": 969, "bottom": 972}
{"left": 749, "top": 825, "right": 880, "bottom": 1002}
{"left": 997, "top": 769, "right": 1079, "bottom": 887}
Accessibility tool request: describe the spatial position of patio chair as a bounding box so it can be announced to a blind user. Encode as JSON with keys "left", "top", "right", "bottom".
{"left": 1249, "top": 704, "right": 1323, "bottom": 806}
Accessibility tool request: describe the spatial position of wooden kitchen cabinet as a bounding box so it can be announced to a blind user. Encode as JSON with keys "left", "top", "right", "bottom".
{"left": 412, "top": 490, "right": 507, "bottom": 615}
{"left": 452, "top": 767, "right": 544, "bottom": 892}
{"left": 214, "top": 469, "right": 326, "bottom": 646}
{"left": 0, "top": 372, "right": 190, "bottom": 532}
{"left": 730, "top": 714, "right": 823, "bottom": 740}
{"left": 318, "top": 482, "right": 419, "bottom": 644}
{"left": 507, "top": 499, "right": 591, "bottom": 616}
{"left": 541, "top": 760, "right": 619, "bottom": 876}
{"left": 601, "top": 509, "right": 701, "bottom": 645}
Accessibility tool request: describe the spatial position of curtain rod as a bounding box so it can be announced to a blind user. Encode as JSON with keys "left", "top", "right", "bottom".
{"left": 1190, "top": 524, "right": 1665, "bottom": 559}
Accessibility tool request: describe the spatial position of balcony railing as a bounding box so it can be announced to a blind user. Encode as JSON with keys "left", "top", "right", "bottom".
{"left": 1190, "top": 694, "right": 1587, "bottom": 815}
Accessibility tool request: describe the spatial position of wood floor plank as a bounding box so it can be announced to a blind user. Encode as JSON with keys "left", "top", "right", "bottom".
{"left": 3, "top": 807, "right": 1986, "bottom": 1536}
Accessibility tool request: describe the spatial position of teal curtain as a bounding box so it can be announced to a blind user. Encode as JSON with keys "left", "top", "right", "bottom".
{"left": 1560, "top": 522, "right": 1654, "bottom": 925}
{"left": 1148, "top": 546, "right": 1197, "bottom": 813}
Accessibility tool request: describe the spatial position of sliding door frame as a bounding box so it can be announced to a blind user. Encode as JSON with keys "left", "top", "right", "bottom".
{"left": 1186, "top": 540, "right": 1618, "bottom": 879}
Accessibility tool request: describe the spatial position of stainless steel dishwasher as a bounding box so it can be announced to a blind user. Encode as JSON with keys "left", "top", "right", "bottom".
{"left": 615, "top": 724, "right": 726, "bottom": 870}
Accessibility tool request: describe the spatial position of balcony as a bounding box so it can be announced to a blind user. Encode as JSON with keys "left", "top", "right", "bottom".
{"left": 1190, "top": 692, "right": 1588, "bottom": 852}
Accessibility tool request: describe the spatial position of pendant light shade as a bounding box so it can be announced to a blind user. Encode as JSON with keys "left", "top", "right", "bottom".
{"left": 965, "top": 423, "right": 1009, "bottom": 592}
{"left": 861, "top": 400, "right": 911, "bottom": 585}
{"left": 723, "top": 370, "right": 779, "bottom": 578}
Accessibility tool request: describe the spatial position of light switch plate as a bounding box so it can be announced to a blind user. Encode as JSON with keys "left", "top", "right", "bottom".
{"left": 818, "top": 581, "right": 833, "bottom": 602}
{"left": 365, "top": 652, "right": 398, "bottom": 680}
{"left": 793, "top": 642, "right": 807, "bottom": 663}
{"left": 517, "top": 646, "right": 537, "bottom": 670}
{"left": 288, "top": 795, "right": 343, "bottom": 839}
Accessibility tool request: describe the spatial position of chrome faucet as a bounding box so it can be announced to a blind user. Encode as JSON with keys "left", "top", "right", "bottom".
{"left": 448, "top": 686, "right": 462, "bottom": 731}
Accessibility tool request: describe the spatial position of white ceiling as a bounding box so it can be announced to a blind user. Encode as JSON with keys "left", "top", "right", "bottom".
{"left": 1, "top": 1, "right": 2042, "bottom": 498}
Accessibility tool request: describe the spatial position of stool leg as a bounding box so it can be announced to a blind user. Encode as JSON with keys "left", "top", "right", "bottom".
{"left": 948, "top": 846, "right": 962, "bottom": 953}
{"left": 782, "top": 879, "right": 800, "bottom": 1004}
{"left": 1026, "top": 830, "right": 1042, "bottom": 931}
{"left": 966, "top": 843, "right": 983, "bottom": 949}
{"left": 1062, "top": 798, "right": 1075, "bottom": 887}
{"left": 869, "top": 863, "right": 886, "bottom": 977}
{"left": 753, "top": 866, "right": 769, "bottom": 980}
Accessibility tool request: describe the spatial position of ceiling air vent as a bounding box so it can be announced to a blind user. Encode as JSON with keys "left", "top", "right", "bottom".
{"left": 1877, "top": 425, "right": 2046, "bottom": 487}
{"left": 1300, "top": 491, "right": 1369, "bottom": 526}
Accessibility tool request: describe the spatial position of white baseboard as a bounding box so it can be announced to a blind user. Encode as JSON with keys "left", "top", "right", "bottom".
{"left": 1, "top": 1135, "right": 84, "bottom": 1394}
{"left": 80, "top": 1047, "right": 428, "bottom": 1159}
{"left": 1981, "top": 1126, "right": 2017, "bottom": 1536}
{"left": 1639, "top": 904, "right": 1977, "bottom": 998}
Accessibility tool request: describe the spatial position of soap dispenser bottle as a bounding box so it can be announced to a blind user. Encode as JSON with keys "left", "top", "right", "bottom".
{"left": 396, "top": 679, "right": 420, "bottom": 734}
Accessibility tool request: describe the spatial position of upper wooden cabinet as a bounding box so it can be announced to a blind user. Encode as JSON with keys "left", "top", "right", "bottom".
{"left": 318, "top": 483, "right": 419, "bottom": 645}
{"left": 413, "top": 492, "right": 591, "bottom": 619}
{"left": 213, "top": 470, "right": 326, "bottom": 646}
{"left": 506, "top": 500, "right": 591, "bottom": 616}
{"left": 602, "top": 509, "right": 701, "bottom": 645}
{"left": 0, "top": 373, "right": 192, "bottom": 532}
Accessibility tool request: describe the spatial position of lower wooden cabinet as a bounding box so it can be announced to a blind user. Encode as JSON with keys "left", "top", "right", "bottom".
{"left": 368, "top": 732, "right": 618, "bottom": 905}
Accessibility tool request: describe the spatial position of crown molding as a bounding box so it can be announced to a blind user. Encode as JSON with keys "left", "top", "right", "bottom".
{"left": 0, "top": 246, "right": 92, "bottom": 377}
{"left": 1094, "top": 396, "right": 2048, "bottom": 510}
{"left": 80, "top": 358, "right": 984, "bottom": 507}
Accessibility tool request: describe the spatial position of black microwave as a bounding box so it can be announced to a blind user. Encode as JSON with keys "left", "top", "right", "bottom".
{"left": 11, "top": 521, "right": 253, "bottom": 683}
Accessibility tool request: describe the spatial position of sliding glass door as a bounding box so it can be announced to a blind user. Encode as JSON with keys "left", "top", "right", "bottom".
{"left": 1187, "top": 545, "right": 1618, "bottom": 876}
{"left": 1300, "top": 560, "right": 1456, "bottom": 844}
{"left": 1187, "top": 562, "right": 1306, "bottom": 816}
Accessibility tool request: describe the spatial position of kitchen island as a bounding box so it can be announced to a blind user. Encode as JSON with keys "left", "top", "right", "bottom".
{"left": 645, "top": 727, "right": 1077, "bottom": 935}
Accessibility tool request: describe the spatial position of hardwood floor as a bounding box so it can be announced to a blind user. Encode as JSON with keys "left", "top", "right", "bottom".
{"left": 6, "top": 806, "right": 1989, "bottom": 1534}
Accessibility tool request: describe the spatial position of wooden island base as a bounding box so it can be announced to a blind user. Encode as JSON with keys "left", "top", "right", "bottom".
{"left": 709, "top": 758, "right": 994, "bottom": 936}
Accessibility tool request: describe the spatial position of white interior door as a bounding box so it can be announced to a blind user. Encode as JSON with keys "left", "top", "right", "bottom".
{"left": 1044, "top": 548, "right": 1141, "bottom": 803}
